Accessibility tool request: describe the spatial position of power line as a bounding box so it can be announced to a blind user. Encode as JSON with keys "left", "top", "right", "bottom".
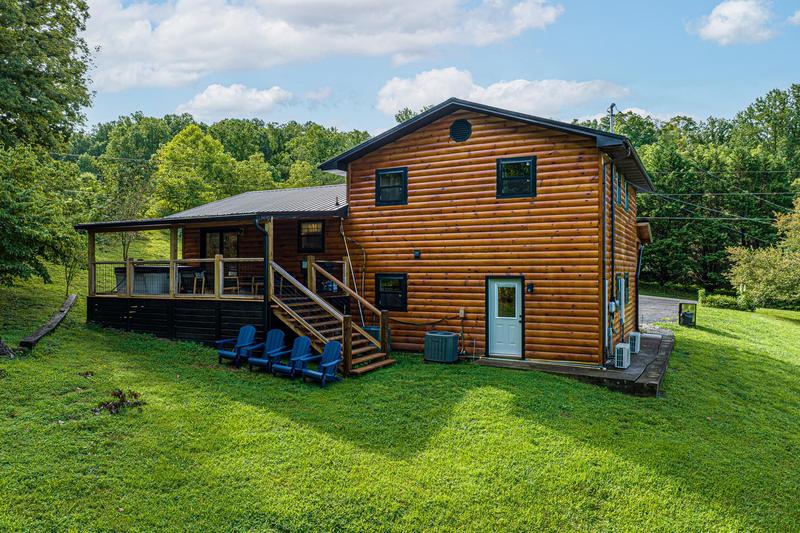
{"left": 642, "top": 216, "right": 774, "bottom": 221}
{"left": 645, "top": 190, "right": 777, "bottom": 226}
{"left": 649, "top": 169, "right": 800, "bottom": 174}
{"left": 641, "top": 191, "right": 797, "bottom": 197}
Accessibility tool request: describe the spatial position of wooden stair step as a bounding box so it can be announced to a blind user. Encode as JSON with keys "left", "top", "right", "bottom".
{"left": 351, "top": 352, "right": 387, "bottom": 366}
{"left": 302, "top": 313, "right": 335, "bottom": 321}
{"left": 349, "top": 358, "right": 397, "bottom": 375}
{"left": 312, "top": 319, "right": 340, "bottom": 328}
{"left": 351, "top": 344, "right": 379, "bottom": 356}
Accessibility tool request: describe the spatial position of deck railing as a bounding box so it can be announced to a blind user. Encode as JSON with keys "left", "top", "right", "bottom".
{"left": 89, "top": 255, "right": 265, "bottom": 300}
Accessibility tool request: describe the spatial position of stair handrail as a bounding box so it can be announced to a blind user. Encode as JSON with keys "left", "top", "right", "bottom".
{"left": 313, "top": 263, "right": 383, "bottom": 348}
{"left": 270, "top": 261, "right": 343, "bottom": 320}
{"left": 313, "top": 263, "right": 382, "bottom": 317}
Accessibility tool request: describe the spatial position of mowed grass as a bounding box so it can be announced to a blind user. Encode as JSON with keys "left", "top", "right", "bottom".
{"left": 1, "top": 236, "right": 799, "bottom": 531}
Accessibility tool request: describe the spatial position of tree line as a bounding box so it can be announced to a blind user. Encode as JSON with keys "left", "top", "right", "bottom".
{"left": 0, "top": 2, "right": 368, "bottom": 295}
{"left": 1, "top": 2, "right": 798, "bottom": 308}
{"left": 577, "top": 86, "right": 800, "bottom": 293}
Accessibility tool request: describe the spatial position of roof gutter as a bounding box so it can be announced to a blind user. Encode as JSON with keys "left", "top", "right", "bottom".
{"left": 75, "top": 207, "right": 349, "bottom": 232}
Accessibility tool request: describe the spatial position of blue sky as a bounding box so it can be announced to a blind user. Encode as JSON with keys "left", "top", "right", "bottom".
{"left": 85, "top": 0, "right": 800, "bottom": 133}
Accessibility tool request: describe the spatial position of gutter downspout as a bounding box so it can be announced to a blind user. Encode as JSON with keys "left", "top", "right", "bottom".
{"left": 607, "top": 161, "right": 617, "bottom": 366}
{"left": 255, "top": 217, "right": 272, "bottom": 332}
{"left": 635, "top": 242, "right": 645, "bottom": 332}
{"left": 601, "top": 160, "right": 608, "bottom": 363}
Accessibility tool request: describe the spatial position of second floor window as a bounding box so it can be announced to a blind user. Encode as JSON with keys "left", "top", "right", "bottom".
{"left": 497, "top": 156, "right": 536, "bottom": 198}
{"left": 376, "top": 167, "right": 408, "bottom": 206}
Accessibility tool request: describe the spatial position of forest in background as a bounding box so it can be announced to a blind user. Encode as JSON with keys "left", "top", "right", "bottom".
{"left": 1, "top": 2, "right": 798, "bottom": 306}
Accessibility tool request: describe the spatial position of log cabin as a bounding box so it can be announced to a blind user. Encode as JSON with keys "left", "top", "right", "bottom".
{"left": 76, "top": 98, "right": 654, "bottom": 375}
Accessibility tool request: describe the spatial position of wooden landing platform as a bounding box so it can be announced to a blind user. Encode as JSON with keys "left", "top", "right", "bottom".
{"left": 475, "top": 333, "right": 674, "bottom": 396}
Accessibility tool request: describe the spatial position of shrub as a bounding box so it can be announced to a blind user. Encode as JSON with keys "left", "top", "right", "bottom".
{"left": 727, "top": 246, "right": 800, "bottom": 311}
{"left": 701, "top": 294, "right": 754, "bottom": 311}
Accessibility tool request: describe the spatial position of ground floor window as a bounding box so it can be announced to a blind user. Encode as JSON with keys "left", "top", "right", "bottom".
{"left": 201, "top": 229, "right": 239, "bottom": 258}
{"left": 375, "top": 273, "right": 407, "bottom": 311}
{"left": 298, "top": 220, "right": 325, "bottom": 253}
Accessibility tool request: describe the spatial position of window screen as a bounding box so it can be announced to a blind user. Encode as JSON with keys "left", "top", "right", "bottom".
{"left": 497, "top": 157, "right": 536, "bottom": 198}
{"left": 376, "top": 167, "right": 408, "bottom": 206}
{"left": 375, "top": 273, "right": 407, "bottom": 311}
{"left": 298, "top": 221, "right": 325, "bottom": 253}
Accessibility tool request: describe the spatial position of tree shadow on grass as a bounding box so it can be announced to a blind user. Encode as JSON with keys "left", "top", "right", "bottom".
{"left": 42, "top": 321, "right": 800, "bottom": 531}
{"left": 692, "top": 324, "right": 740, "bottom": 339}
{"left": 498, "top": 329, "right": 800, "bottom": 530}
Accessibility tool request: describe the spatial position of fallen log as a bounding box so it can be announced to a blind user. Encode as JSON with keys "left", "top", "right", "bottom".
{"left": 0, "top": 339, "right": 16, "bottom": 358}
{"left": 19, "top": 294, "right": 77, "bottom": 350}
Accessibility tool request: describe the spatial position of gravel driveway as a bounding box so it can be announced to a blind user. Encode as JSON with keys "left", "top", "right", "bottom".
{"left": 639, "top": 294, "right": 697, "bottom": 326}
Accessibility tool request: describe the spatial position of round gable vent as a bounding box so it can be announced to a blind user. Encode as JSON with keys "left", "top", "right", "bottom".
{"left": 449, "top": 119, "right": 472, "bottom": 142}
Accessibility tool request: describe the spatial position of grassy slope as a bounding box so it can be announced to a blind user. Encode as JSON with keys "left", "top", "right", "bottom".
{"left": 1, "top": 235, "right": 799, "bottom": 531}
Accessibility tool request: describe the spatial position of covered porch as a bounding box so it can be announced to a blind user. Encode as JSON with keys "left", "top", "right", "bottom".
{"left": 76, "top": 185, "right": 395, "bottom": 375}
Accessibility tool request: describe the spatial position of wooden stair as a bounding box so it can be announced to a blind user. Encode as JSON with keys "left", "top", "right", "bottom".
{"left": 268, "top": 269, "right": 396, "bottom": 376}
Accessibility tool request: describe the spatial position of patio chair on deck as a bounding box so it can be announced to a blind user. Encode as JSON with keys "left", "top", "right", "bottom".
{"left": 247, "top": 329, "right": 287, "bottom": 372}
{"left": 216, "top": 325, "right": 257, "bottom": 367}
{"left": 299, "top": 340, "right": 342, "bottom": 388}
{"left": 271, "top": 336, "right": 312, "bottom": 379}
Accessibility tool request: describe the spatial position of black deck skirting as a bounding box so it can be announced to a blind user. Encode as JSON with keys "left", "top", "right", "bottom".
{"left": 87, "top": 297, "right": 269, "bottom": 345}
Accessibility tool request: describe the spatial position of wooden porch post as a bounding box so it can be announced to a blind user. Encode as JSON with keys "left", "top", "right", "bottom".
{"left": 266, "top": 217, "right": 274, "bottom": 300}
{"left": 168, "top": 226, "right": 177, "bottom": 298}
{"left": 125, "top": 258, "right": 133, "bottom": 296}
{"left": 214, "top": 254, "right": 222, "bottom": 299}
{"left": 307, "top": 255, "right": 316, "bottom": 293}
{"left": 87, "top": 230, "right": 96, "bottom": 296}
{"left": 342, "top": 314, "right": 352, "bottom": 375}
{"left": 342, "top": 255, "right": 350, "bottom": 287}
{"left": 380, "top": 312, "right": 389, "bottom": 354}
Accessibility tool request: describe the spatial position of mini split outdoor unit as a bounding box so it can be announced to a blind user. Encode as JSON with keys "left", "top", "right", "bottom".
{"left": 614, "top": 343, "right": 631, "bottom": 369}
{"left": 628, "top": 332, "right": 641, "bottom": 354}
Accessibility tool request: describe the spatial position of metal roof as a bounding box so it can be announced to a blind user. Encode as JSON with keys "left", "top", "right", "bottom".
{"left": 319, "top": 97, "right": 655, "bottom": 192}
{"left": 75, "top": 183, "right": 347, "bottom": 231}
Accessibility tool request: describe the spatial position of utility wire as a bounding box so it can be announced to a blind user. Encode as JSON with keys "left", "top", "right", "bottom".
{"left": 649, "top": 169, "right": 800, "bottom": 174}
{"left": 644, "top": 191, "right": 777, "bottom": 226}
{"left": 689, "top": 166, "right": 796, "bottom": 213}
{"left": 641, "top": 191, "right": 797, "bottom": 197}
{"left": 642, "top": 216, "right": 774, "bottom": 221}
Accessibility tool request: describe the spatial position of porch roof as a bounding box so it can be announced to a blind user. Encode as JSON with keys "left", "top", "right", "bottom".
{"left": 75, "top": 183, "right": 347, "bottom": 231}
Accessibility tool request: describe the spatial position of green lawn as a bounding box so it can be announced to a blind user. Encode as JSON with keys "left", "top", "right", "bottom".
{"left": 1, "top": 236, "right": 799, "bottom": 531}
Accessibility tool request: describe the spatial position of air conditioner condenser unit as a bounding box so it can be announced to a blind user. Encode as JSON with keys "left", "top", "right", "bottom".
{"left": 615, "top": 343, "right": 631, "bottom": 369}
{"left": 628, "top": 332, "right": 641, "bottom": 354}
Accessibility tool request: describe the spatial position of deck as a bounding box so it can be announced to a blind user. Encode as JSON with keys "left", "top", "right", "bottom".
{"left": 475, "top": 333, "right": 674, "bottom": 396}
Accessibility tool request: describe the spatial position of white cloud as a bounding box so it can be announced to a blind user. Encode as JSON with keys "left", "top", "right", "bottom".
{"left": 176, "top": 84, "right": 292, "bottom": 122}
{"left": 789, "top": 10, "right": 800, "bottom": 25}
{"left": 693, "top": 0, "right": 776, "bottom": 45}
{"left": 376, "top": 67, "right": 628, "bottom": 119}
{"left": 86, "top": 0, "right": 564, "bottom": 91}
{"left": 305, "top": 87, "right": 333, "bottom": 102}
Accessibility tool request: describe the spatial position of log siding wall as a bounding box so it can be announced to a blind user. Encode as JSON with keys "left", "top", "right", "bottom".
{"left": 343, "top": 110, "right": 605, "bottom": 363}
{"left": 182, "top": 219, "right": 346, "bottom": 280}
{"left": 603, "top": 156, "right": 639, "bottom": 354}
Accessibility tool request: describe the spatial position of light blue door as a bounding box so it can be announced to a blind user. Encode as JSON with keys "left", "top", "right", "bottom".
{"left": 488, "top": 278, "right": 523, "bottom": 357}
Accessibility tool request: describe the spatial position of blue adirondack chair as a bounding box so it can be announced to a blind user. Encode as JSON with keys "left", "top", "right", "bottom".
{"left": 271, "top": 336, "right": 312, "bottom": 378}
{"left": 215, "top": 325, "right": 257, "bottom": 367}
{"left": 247, "top": 329, "right": 287, "bottom": 372}
{"left": 300, "top": 340, "right": 343, "bottom": 388}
